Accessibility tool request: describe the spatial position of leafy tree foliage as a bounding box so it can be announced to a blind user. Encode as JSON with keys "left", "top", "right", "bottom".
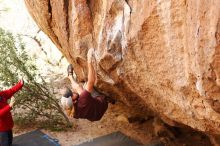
{"left": 0, "top": 27, "right": 70, "bottom": 130}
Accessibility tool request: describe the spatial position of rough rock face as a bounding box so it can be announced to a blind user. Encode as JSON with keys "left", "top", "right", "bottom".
{"left": 24, "top": 0, "right": 220, "bottom": 134}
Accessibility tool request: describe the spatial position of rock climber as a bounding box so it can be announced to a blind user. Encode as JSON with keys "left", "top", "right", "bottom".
{"left": 0, "top": 80, "right": 24, "bottom": 146}
{"left": 61, "top": 48, "right": 115, "bottom": 121}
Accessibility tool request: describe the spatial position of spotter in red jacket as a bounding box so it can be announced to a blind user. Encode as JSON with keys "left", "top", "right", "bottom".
{"left": 0, "top": 81, "right": 23, "bottom": 132}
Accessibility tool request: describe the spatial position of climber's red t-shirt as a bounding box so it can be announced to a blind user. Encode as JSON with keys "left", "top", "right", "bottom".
{"left": 73, "top": 89, "right": 108, "bottom": 121}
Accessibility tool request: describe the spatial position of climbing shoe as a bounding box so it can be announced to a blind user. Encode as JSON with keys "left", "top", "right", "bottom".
{"left": 67, "top": 64, "right": 73, "bottom": 76}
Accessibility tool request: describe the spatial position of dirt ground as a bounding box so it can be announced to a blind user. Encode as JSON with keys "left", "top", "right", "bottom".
{"left": 14, "top": 101, "right": 212, "bottom": 146}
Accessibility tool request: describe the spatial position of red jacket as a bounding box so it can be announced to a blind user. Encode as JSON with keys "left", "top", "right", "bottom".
{"left": 0, "top": 81, "right": 23, "bottom": 132}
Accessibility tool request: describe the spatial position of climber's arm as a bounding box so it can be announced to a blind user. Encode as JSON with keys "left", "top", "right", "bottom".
{"left": 85, "top": 49, "right": 96, "bottom": 93}
{"left": 85, "top": 62, "right": 96, "bottom": 93}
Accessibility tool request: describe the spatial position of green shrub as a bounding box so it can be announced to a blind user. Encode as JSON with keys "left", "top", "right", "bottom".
{"left": 0, "top": 27, "right": 71, "bottom": 130}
